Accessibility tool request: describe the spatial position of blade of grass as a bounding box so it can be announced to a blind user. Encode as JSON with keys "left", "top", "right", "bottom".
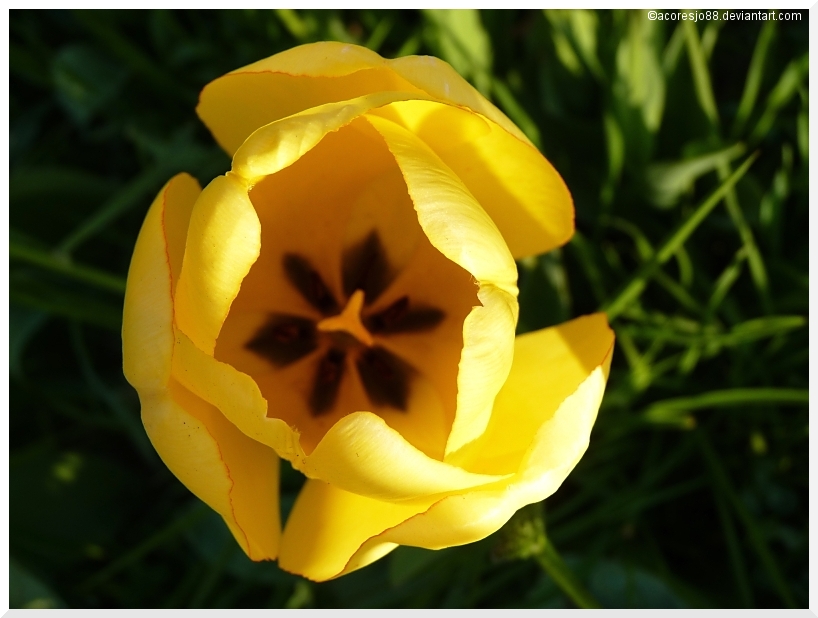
{"left": 732, "top": 20, "right": 776, "bottom": 136}
{"left": 10, "top": 240, "right": 126, "bottom": 294}
{"left": 700, "top": 20, "right": 721, "bottom": 60}
{"left": 662, "top": 23, "right": 686, "bottom": 76}
{"left": 707, "top": 247, "right": 748, "bottom": 317}
{"left": 696, "top": 431, "right": 797, "bottom": 608}
{"left": 643, "top": 388, "right": 808, "bottom": 426}
{"left": 624, "top": 315, "right": 805, "bottom": 351}
{"left": 717, "top": 159, "right": 771, "bottom": 312}
{"left": 568, "top": 231, "right": 607, "bottom": 304}
{"left": 275, "top": 9, "right": 314, "bottom": 42}
{"left": 603, "top": 153, "right": 758, "bottom": 320}
{"left": 683, "top": 21, "right": 719, "bottom": 127}
{"left": 684, "top": 21, "right": 771, "bottom": 311}
{"left": 58, "top": 166, "right": 168, "bottom": 255}
{"left": 364, "top": 15, "right": 393, "bottom": 52}
{"left": 749, "top": 53, "right": 809, "bottom": 144}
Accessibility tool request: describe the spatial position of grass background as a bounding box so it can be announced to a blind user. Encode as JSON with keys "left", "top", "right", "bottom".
{"left": 9, "top": 9, "right": 809, "bottom": 609}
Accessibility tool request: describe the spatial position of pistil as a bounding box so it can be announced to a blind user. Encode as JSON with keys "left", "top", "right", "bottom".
{"left": 316, "top": 289, "right": 374, "bottom": 347}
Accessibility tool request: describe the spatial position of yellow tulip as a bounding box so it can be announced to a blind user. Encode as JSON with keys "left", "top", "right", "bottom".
{"left": 122, "top": 41, "right": 614, "bottom": 582}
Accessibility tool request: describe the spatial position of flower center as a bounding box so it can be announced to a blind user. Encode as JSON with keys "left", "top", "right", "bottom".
{"left": 244, "top": 231, "right": 446, "bottom": 417}
{"left": 316, "top": 289, "right": 373, "bottom": 347}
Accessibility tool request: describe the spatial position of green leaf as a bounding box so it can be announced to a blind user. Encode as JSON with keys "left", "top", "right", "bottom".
{"left": 750, "top": 53, "right": 809, "bottom": 143}
{"left": 645, "top": 143, "right": 745, "bottom": 208}
{"left": 732, "top": 20, "right": 776, "bottom": 136}
{"left": 544, "top": 10, "right": 603, "bottom": 80}
{"left": 683, "top": 21, "right": 719, "bottom": 127}
{"left": 643, "top": 388, "right": 808, "bottom": 425}
{"left": 612, "top": 10, "right": 665, "bottom": 163}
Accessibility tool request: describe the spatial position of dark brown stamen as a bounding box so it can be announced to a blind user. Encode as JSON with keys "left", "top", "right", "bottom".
{"left": 356, "top": 346, "right": 412, "bottom": 411}
{"left": 246, "top": 314, "right": 318, "bottom": 367}
{"left": 283, "top": 253, "right": 339, "bottom": 316}
{"left": 310, "top": 348, "right": 346, "bottom": 415}
{"left": 365, "top": 295, "right": 445, "bottom": 334}
{"left": 342, "top": 231, "right": 391, "bottom": 304}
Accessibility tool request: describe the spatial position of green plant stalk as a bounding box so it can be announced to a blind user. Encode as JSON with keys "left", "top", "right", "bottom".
{"left": 603, "top": 153, "right": 758, "bottom": 320}
{"left": 534, "top": 537, "right": 601, "bottom": 609}
{"left": 732, "top": 20, "right": 776, "bottom": 136}
{"left": 717, "top": 160, "right": 771, "bottom": 312}
{"left": 58, "top": 166, "right": 169, "bottom": 255}
{"left": 10, "top": 241, "right": 127, "bottom": 294}
{"left": 645, "top": 387, "right": 808, "bottom": 416}
{"left": 682, "top": 21, "right": 719, "bottom": 127}
{"left": 683, "top": 21, "right": 771, "bottom": 311}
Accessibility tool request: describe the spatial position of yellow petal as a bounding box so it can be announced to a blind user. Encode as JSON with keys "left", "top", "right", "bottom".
{"left": 174, "top": 174, "right": 261, "bottom": 355}
{"left": 372, "top": 100, "right": 573, "bottom": 259}
{"left": 231, "top": 92, "right": 430, "bottom": 184}
{"left": 172, "top": 328, "right": 304, "bottom": 462}
{"left": 452, "top": 312, "right": 615, "bottom": 473}
{"left": 197, "top": 43, "right": 426, "bottom": 156}
{"left": 197, "top": 41, "right": 527, "bottom": 156}
{"left": 364, "top": 114, "right": 518, "bottom": 459}
{"left": 124, "top": 173, "right": 278, "bottom": 561}
{"left": 163, "top": 174, "right": 202, "bottom": 294}
{"left": 302, "top": 411, "right": 508, "bottom": 501}
{"left": 143, "top": 381, "right": 279, "bottom": 561}
{"left": 174, "top": 328, "right": 507, "bottom": 501}
{"left": 123, "top": 173, "right": 200, "bottom": 393}
{"left": 341, "top": 360, "right": 611, "bottom": 575}
{"left": 278, "top": 479, "right": 434, "bottom": 582}
{"left": 387, "top": 53, "right": 531, "bottom": 146}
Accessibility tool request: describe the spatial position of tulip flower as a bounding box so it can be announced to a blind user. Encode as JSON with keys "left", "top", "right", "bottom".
{"left": 122, "top": 42, "right": 614, "bottom": 582}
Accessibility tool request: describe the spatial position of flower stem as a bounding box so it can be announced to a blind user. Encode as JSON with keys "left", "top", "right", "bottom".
{"left": 534, "top": 537, "right": 601, "bottom": 609}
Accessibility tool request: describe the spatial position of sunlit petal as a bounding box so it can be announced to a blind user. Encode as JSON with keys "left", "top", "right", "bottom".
{"left": 123, "top": 173, "right": 199, "bottom": 392}
{"left": 373, "top": 100, "right": 574, "bottom": 259}
{"left": 278, "top": 479, "right": 434, "bottom": 582}
{"left": 175, "top": 174, "right": 261, "bottom": 355}
{"left": 364, "top": 114, "right": 518, "bottom": 459}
